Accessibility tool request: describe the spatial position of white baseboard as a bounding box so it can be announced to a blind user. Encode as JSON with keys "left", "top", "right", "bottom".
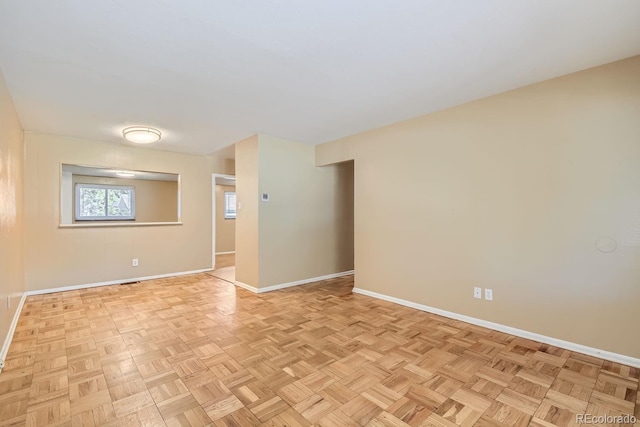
{"left": 215, "top": 251, "right": 236, "bottom": 255}
{"left": 234, "top": 281, "right": 260, "bottom": 293}
{"left": 0, "top": 293, "right": 27, "bottom": 373}
{"left": 353, "top": 287, "right": 640, "bottom": 368}
{"left": 25, "top": 268, "right": 213, "bottom": 296}
{"left": 234, "top": 270, "right": 355, "bottom": 294}
{"left": 259, "top": 270, "right": 355, "bottom": 293}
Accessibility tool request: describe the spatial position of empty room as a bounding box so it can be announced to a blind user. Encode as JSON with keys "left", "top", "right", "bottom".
{"left": 0, "top": 1, "right": 639, "bottom": 426}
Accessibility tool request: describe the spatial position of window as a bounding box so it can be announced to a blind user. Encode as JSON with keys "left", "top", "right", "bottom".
{"left": 224, "top": 191, "right": 236, "bottom": 219}
{"left": 75, "top": 184, "right": 135, "bottom": 221}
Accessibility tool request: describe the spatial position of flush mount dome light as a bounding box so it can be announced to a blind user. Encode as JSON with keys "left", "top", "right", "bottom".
{"left": 122, "top": 126, "right": 161, "bottom": 144}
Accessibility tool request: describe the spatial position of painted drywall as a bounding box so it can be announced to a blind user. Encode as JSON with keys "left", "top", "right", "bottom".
{"left": 316, "top": 55, "right": 640, "bottom": 358}
{"left": 24, "top": 133, "right": 213, "bottom": 292}
{"left": 207, "top": 154, "right": 235, "bottom": 176}
{"left": 71, "top": 175, "right": 178, "bottom": 223}
{"left": 257, "top": 135, "right": 354, "bottom": 287}
{"left": 215, "top": 184, "right": 236, "bottom": 253}
{"left": 0, "top": 68, "right": 25, "bottom": 356}
{"left": 234, "top": 135, "right": 354, "bottom": 289}
{"left": 235, "top": 136, "right": 260, "bottom": 287}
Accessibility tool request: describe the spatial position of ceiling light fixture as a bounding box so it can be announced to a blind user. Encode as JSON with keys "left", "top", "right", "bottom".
{"left": 115, "top": 170, "right": 136, "bottom": 178}
{"left": 122, "top": 126, "right": 161, "bottom": 144}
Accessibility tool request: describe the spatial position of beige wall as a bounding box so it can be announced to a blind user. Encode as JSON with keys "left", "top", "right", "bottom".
{"left": 71, "top": 175, "right": 178, "bottom": 223}
{"left": 215, "top": 184, "right": 236, "bottom": 253}
{"left": 0, "top": 68, "right": 25, "bottom": 357}
{"left": 316, "top": 55, "right": 640, "bottom": 358}
{"left": 235, "top": 136, "right": 259, "bottom": 287}
{"left": 235, "top": 134, "right": 354, "bottom": 289}
{"left": 207, "top": 154, "right": 235, "bottom": 176}
{"left": 24, "top": 132, "right": 213, "bottom": 291}
{"left": 257, "top": 134, "right": 354, "bottom": 287}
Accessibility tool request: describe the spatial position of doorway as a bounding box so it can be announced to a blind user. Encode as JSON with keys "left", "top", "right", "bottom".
{"left": 210, "top": 173, "right": 236, "bottom": 283}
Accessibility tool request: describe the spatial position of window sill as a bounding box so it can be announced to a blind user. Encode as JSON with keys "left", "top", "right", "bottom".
{"left": 59, "top": 221, "right": 183, "bottom": 228}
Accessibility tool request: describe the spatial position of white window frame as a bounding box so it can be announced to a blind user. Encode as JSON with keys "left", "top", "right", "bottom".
{"left": 224, "top": 191, "right": 236, "bottom": 219}
{"left": 75, "top": 183, "right": 136, "bottom": 221}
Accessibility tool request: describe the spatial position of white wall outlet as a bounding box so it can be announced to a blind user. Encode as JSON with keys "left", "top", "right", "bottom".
{"left": 485, "top": 288, "right": 493, "bottom": 301}
{"left": 473, "top": 287, "right": 482, "bottom": 299}
{"left": 261, "top": 193, "right": 270, "bottom": 202}
{"left": 132, "top": 258, "right": 139, "bottom": 267}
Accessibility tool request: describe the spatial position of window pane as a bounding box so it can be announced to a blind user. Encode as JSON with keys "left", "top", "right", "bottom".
{"left": 75, "top": 184, "right": 135, "bottom": 220}
{"left": 225, "top": 192, "right": 236, "bottom": 218}
{"left": 107, "top": 188, "right": 132, "bottom": 217}
{"left": 79, "top": 188, "right": 106, "bottom": 217}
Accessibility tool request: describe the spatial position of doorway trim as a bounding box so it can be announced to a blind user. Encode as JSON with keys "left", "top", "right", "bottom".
{"left": 212, "top": 173, "right": 236, "bottom": 269}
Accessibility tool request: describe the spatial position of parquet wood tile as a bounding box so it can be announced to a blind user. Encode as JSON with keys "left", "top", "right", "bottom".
{"left": 387, "top": 396, "right": 432, "bottom": 426}
{"left": 25, "top": 394, "right": 70, "bottom": 427}
{"left": 1, "top": 273, "right": 638, "bottom": 426}
{"left": 432, "top": 397, "right": 483, "bottom": 426}
{"left": 112, "top": 390, "right": 155, "bottom": 418}
{"left": 292, "top": 393, "right": 333, "bottom": 423}
{"left": 316, "top": 409, "right": 360, "bottom": 427}
{"left": 202, "top": 394, "right": 244, "bottom": 421}
{"left": 339, "top": 395, "right": 383, "bottom": 425}
{"left": 115, "top": 405, "right": 164, "bottom": 427}
{"left": 214, "top": 406, "right": 261, "bottom": 427}
{"left": 368, "top": 411, "right": 413, "bottom": 427}
{"left": 482, "top": 400, "right": 531, "bottom": 427}
{"left": 265, "top": 407, "right": 311, "bottom": 426}
{"left": 164, "top": 405, "right": 212, "bottom": 427}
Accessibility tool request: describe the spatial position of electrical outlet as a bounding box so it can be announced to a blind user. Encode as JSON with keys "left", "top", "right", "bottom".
{"left": 473, "top": 287, "right": 482, "bottom": 299}
{"left": 132, "top": 258, "right": 139, "bottom": 267}
{"left": 485, "top": 288, "right": 493, "bottom": 301}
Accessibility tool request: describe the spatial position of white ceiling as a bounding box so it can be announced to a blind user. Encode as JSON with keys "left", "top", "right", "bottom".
{"left": 1, "top": 1, "right": 639, "bottom": 155}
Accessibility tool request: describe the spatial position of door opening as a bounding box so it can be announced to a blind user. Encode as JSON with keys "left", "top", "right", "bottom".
{"left": 211, "top": 173, "right": 236, "bottom": 283}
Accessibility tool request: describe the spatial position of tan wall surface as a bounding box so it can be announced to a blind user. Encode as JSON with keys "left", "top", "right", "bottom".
{"left": 24, "top": 133, "right": 213, "bottom": 292}
{"left": 71, "top": 175, "right": 178, "bottom": 223}
{"left": 215, "top": 184, "right": 236, "bottom": 253}
{"left": 235, "top": 136, "right": 259, "bottom": 287}
{"left": 0, "top": 68, "right": 25, "bottom": 354}
{"left": 207, "top": 155, "right": 235, "bottom": 176}
{"left": 258, "top": 135, "right": 354, "bottom": 288}
{"left": 316, "top": 56, "right": 640, "bottom": 358}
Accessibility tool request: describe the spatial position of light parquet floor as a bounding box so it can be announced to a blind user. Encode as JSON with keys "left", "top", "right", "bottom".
{"left": 0, "top": 274, "right": 638, "bottom": 426}
{"left": 207, "top": 254, "right": 235, "bottom": 284}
